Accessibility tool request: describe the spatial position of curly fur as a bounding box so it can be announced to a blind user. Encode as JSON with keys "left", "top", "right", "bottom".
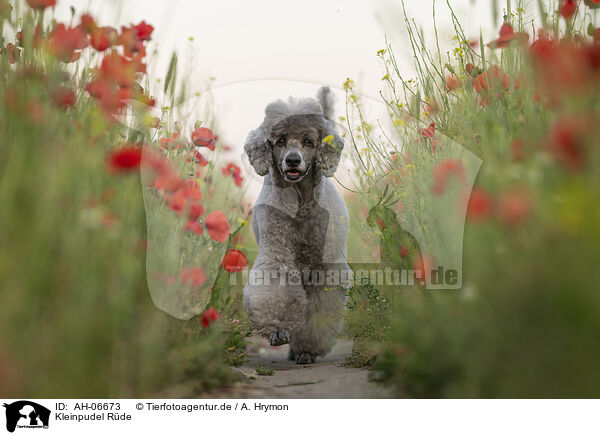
{"left": 243, "top": 87, "right": 349, "bottom": 364}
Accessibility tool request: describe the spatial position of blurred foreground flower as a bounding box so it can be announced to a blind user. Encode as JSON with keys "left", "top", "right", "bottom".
{"left": 47, "top": 24, "right": 88, "bottom": 62}
{"left": 497, "top": 189, "right": 532, "bottom": 227}
{"left": 546, "top": 116, "right": 594, "bottom": 172}
{"left": 205, "top": 210, "right": 230, "bottom": 242}
{"left": 432, "top": 159, "right": 466, "bottom": 196}
{"left": 51, "top": 86, "right": 75, "bottom": 110}
{"left": 467, "top": 188, "right": 493, "bottom": 222}
{"left": 179, "top": 267, "right": 206, "bottom": 288}
{"left": 26, "top": 0, "right": 56, "bottom": 9}
{"left": 201, "top": 308, "right": 220, "bottom": 328}
{"left": 560, "top": 0, "right": 578, "bottom": 19}
{"left": 107, "top": 146, "right": 142, "bottom": 172}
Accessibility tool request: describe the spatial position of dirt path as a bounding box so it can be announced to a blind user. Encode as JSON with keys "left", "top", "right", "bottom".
{"left": 215, "top": 337, "right": 394, "bottom": 398}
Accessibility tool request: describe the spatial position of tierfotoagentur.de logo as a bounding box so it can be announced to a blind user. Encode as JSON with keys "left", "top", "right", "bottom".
{"left": 2, "top": 401, "right": 50, "bottom": 433}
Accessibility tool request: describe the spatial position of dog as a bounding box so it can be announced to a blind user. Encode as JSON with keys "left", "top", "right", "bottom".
{"left": 243, "top": 87, "right": 349, "bottom": 364}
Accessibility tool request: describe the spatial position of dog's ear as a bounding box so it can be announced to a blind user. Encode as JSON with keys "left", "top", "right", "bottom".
{"left": 317, "top": 120, "right": 344, "bottom": 177}
{"left": 244, "top": 122, "right": 272, "bottom": 176}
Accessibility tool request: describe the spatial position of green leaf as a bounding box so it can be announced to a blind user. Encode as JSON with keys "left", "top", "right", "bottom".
{"left": 480, "top": 30, "right": 486, "bottom": 68}
{"left": 164, "top": 52, "right": 178, "bottom": 96}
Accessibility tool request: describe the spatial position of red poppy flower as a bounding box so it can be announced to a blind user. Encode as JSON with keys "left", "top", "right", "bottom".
{"left": 86, "top": 79, "right": 132, "bottom": 117}
{"left": 222, "top": 163, "right": 243, "bottom": 187}
{"left": 475, "top": 66, "right": 511, "bottom": 93}
{"left": 192, "top": 127, "right": 217, "bottom": 150}
{"left": 466, "top": 188, "right": 493, "bottom": 222}
{"left": 472, "top": 65, "right": 511, "bottom": 106}
{"left": 399, "top": 246, "right": 409, "bottom": 258}
{"left": 116, "top": 86, "right": 135, "bottom": 107}
{"left": 100, "top": 52, "right": 136, "bottom": 88}
{"left": 133, "top": 21, "right": 154, "bottom": 41}
{"left": 141, "top": 148, "right": 169, "bottom": 172}
{"left": 445, "top": 75, "right": 462, "bottom": 91}
{"left": 47, "top": 24, "right": 88, "bottom": 62}
{"left": 159, "top": 132, "right": 179, "bottom": 150}
{"left": 181, "top": 181, "right": 203, "bottom": 201}
{"left": 130, "top": 52, "right": 147, "bottom": 74}
{"left": 546, "top": 116, "right": 590, "bottom": 171}
{"left": 194, "top": 151, "right": 209, "bottom": 166}
{"left": 91, "top": 27, "right": 116, "bottom": 52}
{"left": 154, "top": 171, "right": 184, "bottom": 193}
{"left": 184, "top": 220, "right": 204, "bottom": 235}
{"left": 200, "top": 307, "right": 220, "bottom": 328}
{"left": 51, "top": 86, "right": 75, "bottom": 109}
{"left": 168, "top": 189, "right": 187, "bottom": 215}
{"left": 419, "top": 122, "right": 441, "bottom": 150}
{"left": 205, "top": 210, "right": 230, "bottom": 242}
{"left": 432, "top": 159, "right": 466, "bottom": 196}
{"left": 85, "top": 79, "right": 108, "bottom": 99}
{"left": 487, "top": 23, "right": 528, "bottom": 49}
{"left": 80, "top": 14, "right": 97, "bottom": 34}
{"left": 222, "top": 249, "right": 248, "bottom": 272}
{"left": 179, "top": 267, "right": 206, "bottom": 287}
{"left": 144, "top": 153, "right": 183, "bottom": 192}
{"left": 188, "top": 202, "right": 205, "bottom": 221}
{"left": 560, "top": 0, "right": 578, "bottom": 18}
{"left": 119, "top": 26, "right": 146, "bottom": 59}
{"left": 497, "top": 189, "right": 532, "bottom": 227}
{"left": 166, "top": 183, "right": 201, "bottom": 213}
{"left": 420, "top": 122, "right": 435, "bottom": 138}
{"left": 25, "top": 0, "right": 56, "bottom": 9}
{"left": 107, "top": 146, "right": 142, "bottom": 172}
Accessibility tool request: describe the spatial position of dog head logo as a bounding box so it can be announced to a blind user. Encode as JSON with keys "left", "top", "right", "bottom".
{"left": 2, "top": 401, "right": 50, "bottom": 433}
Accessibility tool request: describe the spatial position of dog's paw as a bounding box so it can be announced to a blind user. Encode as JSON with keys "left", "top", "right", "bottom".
{"left": 295, "top": 351, "right": 315, "bottom": 364}
{"left": 269, "top": 329, "right": 290, "bottom": 346}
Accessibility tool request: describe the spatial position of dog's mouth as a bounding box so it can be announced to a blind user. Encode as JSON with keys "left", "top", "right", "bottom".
{"left": 282, "top": 166, "right": 309, "bottom": 182}
{"left": 284, "top": 170, "right": 302, "bottom": 180}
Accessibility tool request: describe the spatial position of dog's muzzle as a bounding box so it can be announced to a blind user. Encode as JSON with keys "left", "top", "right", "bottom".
{"left": 282, "top": 151, "right": 309, "bottom": 182}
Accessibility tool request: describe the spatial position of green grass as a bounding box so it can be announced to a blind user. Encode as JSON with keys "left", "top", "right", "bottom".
{"left": 255, "top": 364, "right": 275, "bottom": 376}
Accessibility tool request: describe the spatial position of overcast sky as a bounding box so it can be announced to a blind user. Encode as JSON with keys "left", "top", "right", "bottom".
{"left": 52, "top": 0, "right": 537, "bottom": 197}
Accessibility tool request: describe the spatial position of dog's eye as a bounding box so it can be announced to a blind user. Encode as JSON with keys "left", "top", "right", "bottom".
{"left": 276, "top": 137, "right": 286, "bottom": 146}
{"left": 303, "top": 139, "right": 314, "bottom": 147}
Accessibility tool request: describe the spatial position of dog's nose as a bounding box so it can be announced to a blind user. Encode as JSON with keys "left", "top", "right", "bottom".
{"left": 285, "top": 153, "right": 302, "bottom": 168}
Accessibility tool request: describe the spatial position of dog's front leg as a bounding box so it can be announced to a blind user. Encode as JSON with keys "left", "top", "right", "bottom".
{"left": 243, "top": 259, "right": 307, "bottom": 345}
{"left": 290, "top": 262, "right": 348, "bottom": 363}
{"left": 243, "top": 205, "right": 307, "bottom": 345}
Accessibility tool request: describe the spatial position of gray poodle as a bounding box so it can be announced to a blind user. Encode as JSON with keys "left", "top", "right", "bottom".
{"left": 243, "top": 87, "right": 349, "bottom": 364}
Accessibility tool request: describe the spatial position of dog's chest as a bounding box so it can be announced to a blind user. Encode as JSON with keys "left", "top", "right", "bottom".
{"left": 292, "top": 201, "right": 329, "bottom": 267}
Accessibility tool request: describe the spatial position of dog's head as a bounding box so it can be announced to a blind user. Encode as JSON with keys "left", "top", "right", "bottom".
{"left": 244, "top": 87, "right": 343, "bottom": 182}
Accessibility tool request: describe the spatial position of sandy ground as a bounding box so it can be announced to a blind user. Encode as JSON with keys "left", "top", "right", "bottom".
{"left": 207, "top": 336, "right": 395, "bottom": 399}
